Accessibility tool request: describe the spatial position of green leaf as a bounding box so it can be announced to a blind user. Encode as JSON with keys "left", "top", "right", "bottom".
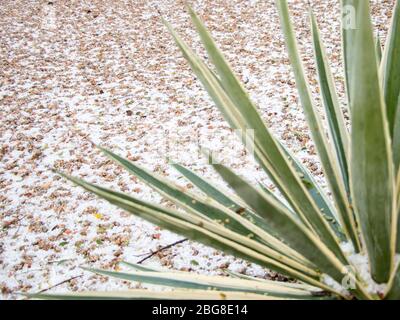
{"left": 25, "top": 290, "right": 280, "bottom": 300}
{"left": 257, "top": 182, "right": 294, "bottom": 215}
{"left": 181, "top": 7, "right": 344, "bottom": 256}
{"left": 121, "top": 261, "right": 315, "bottom": 287}
{"left": 393, "top": 97, "right": 400, "bottom": 175}
{"left": 309, "top": 9, "right": 360, "bottom": 251}
{"left": 276, "top": 0, "right": 357, "bottom": 252}
{"left": 98, "top": 147, "right": 317, "bottom": 272}
{"left": 382, "top": 0, "right": 400, "bottom": 136}
{"left": 83, "top": 267, "right": 328, "bottom": 299}
{"left": 172, "top": 163, "right": 315, "bottom": 267}
{"left": 278, "top": 142, "right": 344, "bottom": 240}
{"left": 172, "top": 163, "right": 285, "bottom": 236}
{"left": 210, "top": 162, "right": 346, "bottom": 282}
{"left": 396, "top": 170, "right": 400, "bottom": 251}
{"left": 341, "top": 0, "right": 358, "bottom": 105}
{"left": 348, "top": 0, "right": 394, "bottom": 283}
{"left": 384, "top": 261, "right": 400, "bottom": 300}
{"left": 210, "top": 163, "right": 373, "bottom": 299}
{"left": 310, "top": 9, "right": 350, "bottom": 194}
{"left": 98, "top": 146, "right": 249, "bottom": 234}
{"left": 173, "top": 163, "right": 251, "bottom": 211}
{"left": 59, "top": 172, "right": 326, "bottom": 288}
{"left": 223, "top": 269, "right": 327, "bottom": 293}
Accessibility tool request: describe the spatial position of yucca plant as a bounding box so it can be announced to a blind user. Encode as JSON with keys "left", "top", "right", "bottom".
{"left": 33, "top": 0, "right": 400, "bottom": 300}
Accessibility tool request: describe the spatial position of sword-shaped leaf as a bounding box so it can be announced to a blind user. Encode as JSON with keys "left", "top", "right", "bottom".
{"left": 309, "top": 11, "right": 349, "bottom": 184}
{"left": 172, "top": 163, "right": 289, "bottom": 231}
{"left": 98, "top": 146, "right": 250, "bottom": 235}
{"left": 179, "top": 7, "right": 344, "bottom": 257}
{"left": 382, "top": 0, "right": 400, "bottom": 136}
{"left": 384, "top": 261, "right": 400, "bottom": 300}
{"left": 341, "top": 0, "right": 358, "bottom": 105}
{"left": 84, "top": 268, "right": 327, "bottom": 299}
{"left": 396, "top": 170, "right": 400, "bottom": 250}
{"left": 98, "top": 147, "right": 316, "bottom": 271}
{"left": 348, "top": 0, "right": 394, "bottom": 283}
{"left": 172, "top": 163, "right": 313, "bottom": 267}
{"left": 309, "top": 9, "right": 360, "bottom": 250}
{"left": 210, "top": 163, "right": 372, "bottom": 299}
{"left": 310, "top": 9, "right": 350, "bottom": 193}
{"left": 59, "top": 173, "right": 324, "bottom": 287}
{"left": 26, "top": 290, "right": 275, "bottom": 300}
{"left": 393, "top": 98, "right": 400, "bottom": 174}
{"left": 276, "top": 0, "right": 357, "bottom": 252}
{"left": 121, "top": 261, "right": 317, "bottom": 286}
{"left": 210, "top": 162, "right": 346, "bottom": 281}
{"left": 278, "top": 142, "right": 344, "bottom": 240}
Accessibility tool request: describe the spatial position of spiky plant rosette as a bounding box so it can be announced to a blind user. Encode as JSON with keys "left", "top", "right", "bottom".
{"left": 32, "top": 0, "right": 400, "bottom": 300}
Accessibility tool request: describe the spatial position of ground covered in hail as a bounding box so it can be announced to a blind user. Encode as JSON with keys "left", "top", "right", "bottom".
{"left": 0, "top": 0, "right": 395, "bottom": 299}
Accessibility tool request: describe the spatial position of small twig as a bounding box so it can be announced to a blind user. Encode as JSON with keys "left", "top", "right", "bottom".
{"left": 137, "top": 239, "right": 188, "bottom": 264}
{"left": 35, "top": 274, "right": 83, "bottom": 294}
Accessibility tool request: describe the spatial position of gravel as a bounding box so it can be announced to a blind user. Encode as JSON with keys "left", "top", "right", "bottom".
{"left": 0, "top": 0, "right": 394, "bottom": 299}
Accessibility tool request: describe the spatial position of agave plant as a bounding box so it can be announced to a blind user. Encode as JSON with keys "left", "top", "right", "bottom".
{"left": 33, "top": 0, "right": 400, "bottom": 300}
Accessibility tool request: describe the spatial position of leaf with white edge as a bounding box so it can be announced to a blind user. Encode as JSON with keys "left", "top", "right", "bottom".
{"left": 172, "top": 163, "right": 260, "bottom": 215}
{"left": 172, "top": 163, "right": 313, "bottom": 266}
{"left": 84, "top": 268, "right": 329, "bottom": 299}
{"left": 396, "top": 170, "right": 400, "bottom": 251}
{"left": 310, "top": 9, "right": 350, "bottom": 195}
{"left": 341, "top": 0, "right": 358, "bottom": 105}
{"left": 59, "top": 172, "right": 326, "bottom": 287}
{"left": 25, "top": 290, "right": 275, "bottom": 300}
{"left": 99, "top": 147, "right": 317, "bottom": 272}
{"left": 211, "top": 162, "right": 346, "bottom": 281}
{"left": 223, "top": 270, "right": 324, "bottom": 292}
{"left": 98, "top": 146, "right": 255, "bottom": 236}
{"left": 276, "top": 0, "right": 357, "bottom": 253}
{"left": 211, "top": 163, "right": 373, "bottom": 300}
{"left": 393, "top": 97, "right": 400, "bottom": 175}
{"left": 173, "top": 163, "right": 288, "bottom": 235}
{"left": 122, "top": 261, "right": 316, "bottom": 283}
{"left": 278, "top": 142, "right": 344, "bottom": 240}
{"left": 309, "top": 9, "right": 360, "bottom": 250}
{"left": 349, "top": 0, "right": 394, "bottom": 283}
{"left": 257, "top": 182, "right": 294, "bottom": 215}
{"left": 382, "top": 0, "right": 400, "bottom": 136}
{"left": 385, "top": 261, "right": 400, "bottom": 300}
{"left": 176, "top": 8, "right": 344, "bottom": 257}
